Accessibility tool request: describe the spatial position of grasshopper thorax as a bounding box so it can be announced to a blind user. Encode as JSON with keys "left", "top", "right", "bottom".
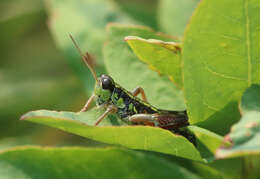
{"left": 95, "top": 74, "right": 115, "bottom": 106}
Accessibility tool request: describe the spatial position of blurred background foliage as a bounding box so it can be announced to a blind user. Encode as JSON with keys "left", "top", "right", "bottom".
{"left": 0, "top": 0, "right": 196, "bottom": 150}
{"left": 2, "top": 1, "right": 260, "bottom": 178}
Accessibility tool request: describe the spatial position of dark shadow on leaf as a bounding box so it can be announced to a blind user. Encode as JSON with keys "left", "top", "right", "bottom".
{"left": 196, "top": 101, "right": 241, "bottom": 135}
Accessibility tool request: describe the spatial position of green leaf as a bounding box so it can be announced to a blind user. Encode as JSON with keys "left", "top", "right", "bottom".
{"left": 240, "top": 84, "right": 260, "bottom": 114}
{"left": 188, "top": 126, "right": 230, "bottom": 159}
{"left": 46, "top": 0, "right": 135, "bottom": 92}
{"left": 216, "top": 85, "right": 260, "bottom": 177}
{"left": 242, "top": 156, "right": 260, "bottom": 179}
{"left": 191, "top": 158, "right": 243, "bottom": 179}
{"left": 0, "top": 147, "right": 201, "bottom": 179}
{"left": 113, "top": 0, "right": 158, "bottom": 29}
{"left": 0, "top": 137, "right": 34, "bottom": 152}
{"left": 21, "top": 109, "right": 203, "bottom": 161}
{"left": 215, "top": 111, "right": 260, "bottom": 178}
{"left": 216, "top": 111, "right": 260, "bottom": 158}
{"left": 158, "top": 0, "right": 200, "bottom": 36}
{"left": 125, "top": 36, "right": 183, "bottom": 88}
{"left": 183, "top": 0, "right": 260, "bottom": 134}
{"left": 104, "top": 24, "right": 185, "bottom": 110}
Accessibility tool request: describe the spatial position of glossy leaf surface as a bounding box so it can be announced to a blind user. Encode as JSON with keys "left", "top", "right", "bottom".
{"left": 21, "top": 109, "right": 203, "bottom": 161}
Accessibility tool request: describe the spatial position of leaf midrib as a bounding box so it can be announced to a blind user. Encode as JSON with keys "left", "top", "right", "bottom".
{"left": 245, "top": 0, "right": 252, "bottom": 86}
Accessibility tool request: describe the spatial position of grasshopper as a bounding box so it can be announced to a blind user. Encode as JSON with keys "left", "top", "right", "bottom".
{"left": 70, "top": 35, "right": 189, "bottom": 130}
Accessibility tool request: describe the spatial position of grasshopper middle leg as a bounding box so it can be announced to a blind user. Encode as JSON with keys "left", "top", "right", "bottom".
{"left": 131, "top": 87, "right": 147, "bottom": 102}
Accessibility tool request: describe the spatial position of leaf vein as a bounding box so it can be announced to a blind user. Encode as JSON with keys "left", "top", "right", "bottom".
{"left": 204, "top": 64, "right": 247, "bottom": 81}
{"left": 199, "top": 31, "right": 242, "bottom": 41}
{"left": 211, "top": 8, "right": 242, "bottom": 24}
{"left": 244, "top": 0, "right": 252, "bottom": 86}
{"left": 221, "top": 51, "right": 244, "bottom": 58}
{"left": 202, "top": 101, "right": 220, "bottom": 111}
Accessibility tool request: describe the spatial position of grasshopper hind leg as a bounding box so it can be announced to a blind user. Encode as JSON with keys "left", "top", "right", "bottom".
{"left": 128, "top": 113, "right": 196, "bottom": 146}
{"left": 128, "top": 113, "right": 189, "bottom": 129}
{"left": 128, "top": 114, "right": 159, "bottom": 126}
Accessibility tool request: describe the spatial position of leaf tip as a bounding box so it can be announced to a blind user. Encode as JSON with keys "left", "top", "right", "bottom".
{"left": 124, "top": 36, "right": 130, "bottom": 41}
{"left": 124, "top": 36, "right": 135, "bottom": 41}
{"left": 224, "top": 134, "right": 232, "bottom": 143}
{"left": 19, "top": 110, "right": 37, "bottom": 121}
{"left": 215, "top": 148, "right": 224, "bottom": 159}
{"left": 19, "top": 114, "right": 27, "bottom": 121}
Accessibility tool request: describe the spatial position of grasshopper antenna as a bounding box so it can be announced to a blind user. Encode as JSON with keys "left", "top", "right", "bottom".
{"left": 69, "top": 34, "right": 98, "bottom": 82}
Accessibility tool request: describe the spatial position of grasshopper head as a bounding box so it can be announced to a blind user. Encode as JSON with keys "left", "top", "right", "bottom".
{"left": 95, "top": 74, "right": 115, "bottom": 106}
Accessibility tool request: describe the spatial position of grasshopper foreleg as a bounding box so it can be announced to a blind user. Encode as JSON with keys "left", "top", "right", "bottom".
{"left": 80, "top": 93, "right": 95, "bottom": 112}
{"left": 131, "top": 87, "right": 147, "bottom": 102}
{"left": 95, "top": 105, "right": 117, "bottom": 126}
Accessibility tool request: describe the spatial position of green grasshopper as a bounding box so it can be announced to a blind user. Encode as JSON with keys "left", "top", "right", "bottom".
{"left": 70, "top": 35, "right": 189, "bottom": 130}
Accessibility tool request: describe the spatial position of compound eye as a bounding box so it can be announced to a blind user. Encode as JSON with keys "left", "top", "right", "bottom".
{"left": 101, "top": 75, "right": 114, "bottom": 90}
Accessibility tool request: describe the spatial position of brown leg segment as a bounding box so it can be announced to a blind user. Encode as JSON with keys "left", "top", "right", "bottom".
{"left": 95, "top": 105, "right": 117, "bottom": 126}
{"left": 131, "top": 87, "right": 148, "bottom": 102}
{"left": 80, "top": 94, "right": 95, "bottom": 112}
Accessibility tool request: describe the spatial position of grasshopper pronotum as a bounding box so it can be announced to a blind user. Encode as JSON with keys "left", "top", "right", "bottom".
{"left": 70, "top": 35, "right": 194, "bottom": 143}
